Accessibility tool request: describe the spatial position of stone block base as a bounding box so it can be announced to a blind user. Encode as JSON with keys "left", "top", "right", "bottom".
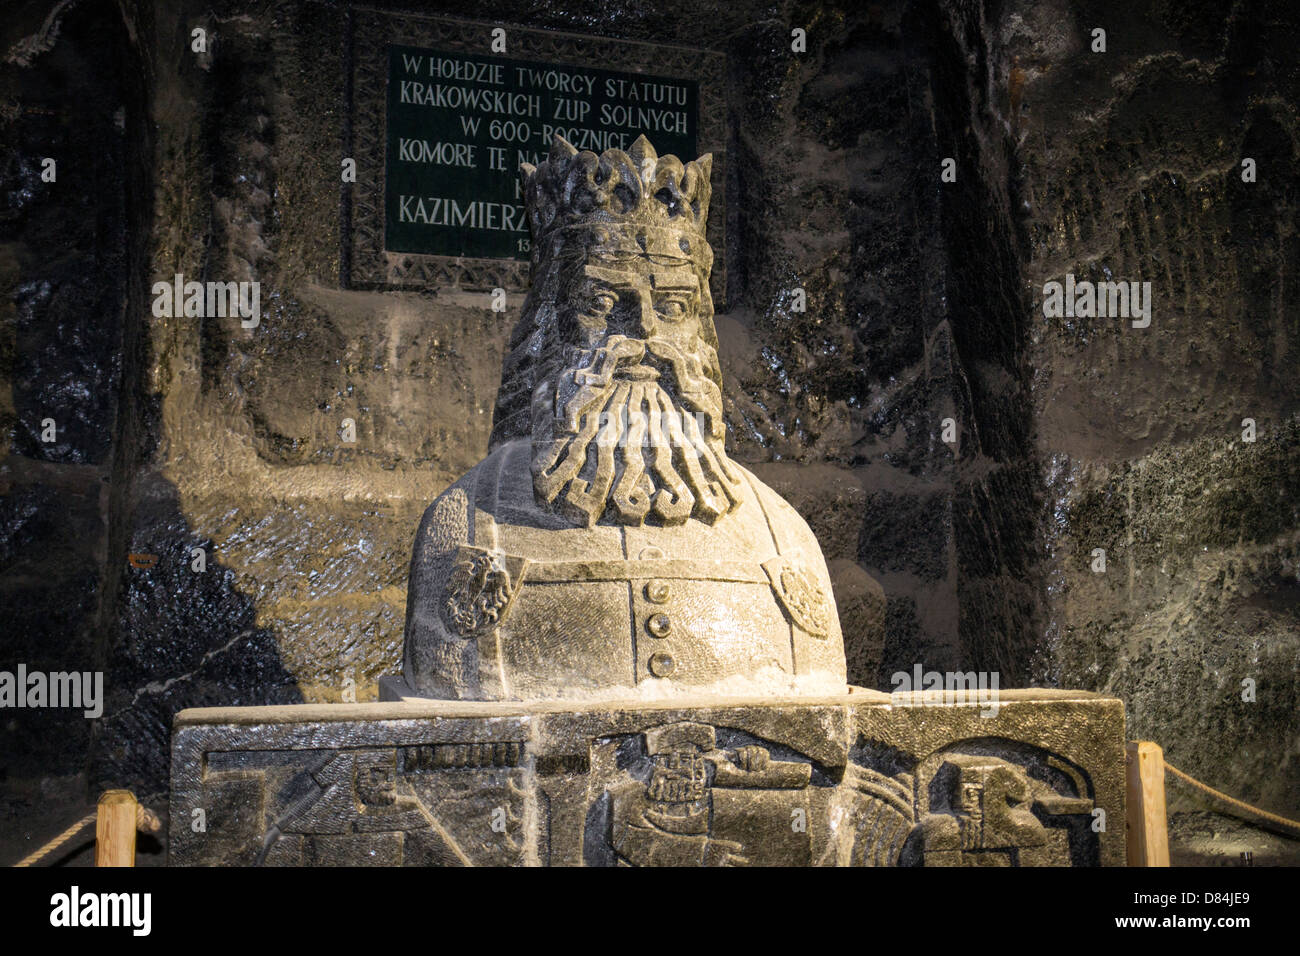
{"left": 168, "top": 687, "right": 1124, "bottom": 866}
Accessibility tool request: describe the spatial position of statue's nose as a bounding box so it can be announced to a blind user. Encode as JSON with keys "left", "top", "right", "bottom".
{"left": 631, "top": 294, "right": 656, "bottom": 338}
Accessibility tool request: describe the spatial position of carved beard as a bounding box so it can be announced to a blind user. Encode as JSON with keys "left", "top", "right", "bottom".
{"left": 531, "top": 334, "right": 744, "bottom": 526}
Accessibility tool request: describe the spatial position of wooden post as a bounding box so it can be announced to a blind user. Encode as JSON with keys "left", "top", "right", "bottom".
{"left": 1126, "top": 741, "right": 1170, "bottom": 866}
{"left": 95, "top": 790, "right": 138, "bottom": 867}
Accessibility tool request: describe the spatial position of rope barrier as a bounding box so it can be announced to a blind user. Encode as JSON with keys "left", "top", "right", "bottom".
{"left": 11, "top": 800, "right": 161, "bottom": 868}
{"left": 12, "top": 813, "right": 97, "bottom": 868}
{"left": 1163, "top": 759, "right": 1300, "bottom": 833}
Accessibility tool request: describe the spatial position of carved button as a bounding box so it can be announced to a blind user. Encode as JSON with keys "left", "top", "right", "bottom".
{"left": 648, "top": 652, "right": 676, "bottom": 677}
{"left": 646, "top": 613, "right": 672, "bottom": 638}
{"left": 645, "top": 580, "right": 671, "bottom": 604}
{"left": 638, "top": 546, "right": 664, "bottom": 560}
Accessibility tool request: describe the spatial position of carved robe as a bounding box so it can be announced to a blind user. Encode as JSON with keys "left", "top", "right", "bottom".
{"left": 402, "top": 439, "right": 846, "bottom": 700}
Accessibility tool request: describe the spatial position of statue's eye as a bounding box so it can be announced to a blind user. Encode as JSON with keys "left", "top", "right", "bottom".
{"left": 657, "top": 297, "right": 689, "bottom": 320}
{"left": 585, "top": 291, "right": 617, "bottom": 316}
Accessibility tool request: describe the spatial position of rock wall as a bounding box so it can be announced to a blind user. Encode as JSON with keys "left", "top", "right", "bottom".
{"left": 989, "top": 0, "right": 1300, "bottom": 849}
{"left": 0, "top": 0, "right": 142, "bottom": 823}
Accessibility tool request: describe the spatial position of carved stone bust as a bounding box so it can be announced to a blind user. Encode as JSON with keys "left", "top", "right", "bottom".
{"left": 402, "top": 135, "right": 848, "bottom": 701}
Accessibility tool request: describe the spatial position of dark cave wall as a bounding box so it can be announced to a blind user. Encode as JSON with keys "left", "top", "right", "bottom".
{"left": 0, "top": 0, "right": 144, "bottom": 791}
{"left": 991, "top": 0, "right": 1300, "bottom": 821}
{"left": 930, "top": 0, "right": 1051, "bottom": 688}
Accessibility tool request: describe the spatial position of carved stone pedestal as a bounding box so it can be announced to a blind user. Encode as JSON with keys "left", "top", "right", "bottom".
{"left": 168, "top": 688, "right": 1124, "bottom": 866}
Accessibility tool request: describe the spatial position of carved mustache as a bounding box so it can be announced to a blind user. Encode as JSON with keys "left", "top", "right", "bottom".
{"left": 555, "top": 334, "right": 720, "bottom": 434}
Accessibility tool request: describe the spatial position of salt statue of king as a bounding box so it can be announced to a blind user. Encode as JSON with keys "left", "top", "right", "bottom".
{"left": 172, "top": 146, "right": 1120, "bottom": 874}
{"left": 401, "top": 135, "right": 850, "bottom": 701}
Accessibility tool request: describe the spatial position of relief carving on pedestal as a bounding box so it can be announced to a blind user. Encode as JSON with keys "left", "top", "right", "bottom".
{"left": 843, "top": 738, "right": 1101, "bottom": 867}
{"left": 595, "top": 721, "right": 816, "bottom": 867}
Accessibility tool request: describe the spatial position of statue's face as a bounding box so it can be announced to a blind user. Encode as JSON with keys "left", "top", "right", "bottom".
{"left": 530, "top": 230, "right": 742, "bottom": 528}
{"left": 356, "top": 763, "right": 396, "bottom": 807}
{"left": 647, "top": 748, "right": 709, "bottom": 805}
{"left": 564, "top": 257, "right": 704, "bottom": 379}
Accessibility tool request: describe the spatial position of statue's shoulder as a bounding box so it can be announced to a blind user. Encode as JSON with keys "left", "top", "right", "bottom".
{"left": 412, "top": 473, "right": 473, "bottom": 561}
{"left": 730, "top": 463, "right": 826, "bottom": 561}
{"left": 414, "top": 440, "right": 535, "bottom": 552}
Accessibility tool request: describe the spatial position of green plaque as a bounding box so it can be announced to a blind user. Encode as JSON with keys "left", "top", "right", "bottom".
{"left": 384, "top": 46, "right": 700, "bottom": 260}
{"left": 347, "top": 11, "right": 726, "bottom": 296}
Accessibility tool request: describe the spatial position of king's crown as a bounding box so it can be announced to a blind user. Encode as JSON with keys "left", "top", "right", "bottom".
{"left": 520, "top": 134, "right": 712, "bottom": 248}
